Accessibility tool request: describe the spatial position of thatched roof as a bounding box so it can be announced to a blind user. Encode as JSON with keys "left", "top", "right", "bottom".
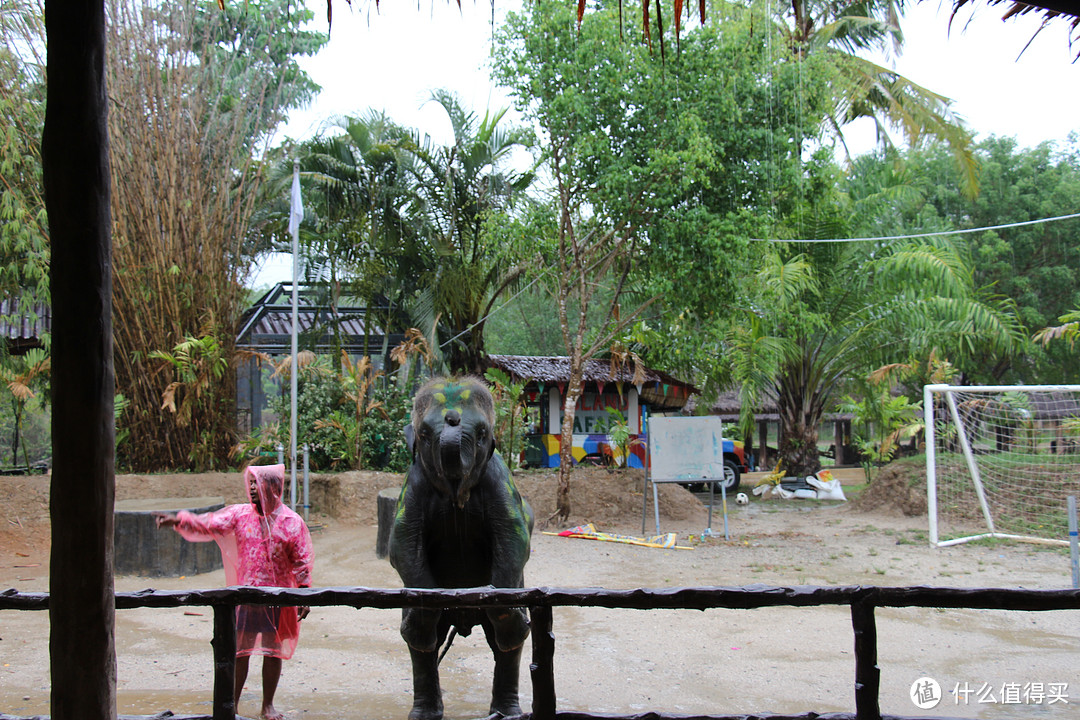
{"left": 486, "top": 354, "right": 699, "bottom": 411}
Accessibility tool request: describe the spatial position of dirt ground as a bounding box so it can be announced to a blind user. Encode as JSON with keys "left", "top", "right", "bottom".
{"left": 2, "top": 465, "right": 1078, "bottom": 719}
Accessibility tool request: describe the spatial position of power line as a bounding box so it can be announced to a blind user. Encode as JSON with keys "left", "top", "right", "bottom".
{"left": 750, "top": 211, "right": 1080, "bottom": 243}
{"left": 439, "top": 263, "right": 555, "bottom": 349}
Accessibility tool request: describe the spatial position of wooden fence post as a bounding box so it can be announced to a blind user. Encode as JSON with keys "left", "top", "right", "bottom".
{"left": 529, "top": 605, "right": 556, "bottom": 720}
{"left": 852, "top": 599, "right": 881, "bottom": 720}
{"left": 213, "top": 604, "right": 237, "bottom": 720}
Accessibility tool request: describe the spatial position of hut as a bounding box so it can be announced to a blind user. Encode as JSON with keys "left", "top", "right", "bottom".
{"left": 486, "top": 355, "right": 701, "bottom": 469}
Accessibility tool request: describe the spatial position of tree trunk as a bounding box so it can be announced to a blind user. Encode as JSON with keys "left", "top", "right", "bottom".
{"left": 555, "top": 367, "right": 584, "bottom": 524}
{"left": 43, "top": 0, "right": 117, "bottom": 717}
{"left": 776, "top": 367, "right": 824, "bottom": 478}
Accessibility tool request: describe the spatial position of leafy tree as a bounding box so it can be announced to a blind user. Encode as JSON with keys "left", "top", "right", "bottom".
{"left": 149, "top": 333, "right": 233, "bottom": 470}
{"left": 493, "top": 0, "right": 831, "bottom": 519}
{"left": 959, "top": 137, "right": 1080, "bottom": 383}
{"left": 269, "top": 112, "right": 421, "bottom": 365}
{"left": 779, "top": 0, "right": 977, "bottom": 195}
{"left": 106, "top": 0, "right": 327, "bottom": 471}
{"left": 0, "top": 347, "right": 50, "bottom": 468}
{"left": 484, "top": 366, "right": 527, "bottom": 470}
{"left": 847, "top": 138, "right": 1080, "bottom": 384}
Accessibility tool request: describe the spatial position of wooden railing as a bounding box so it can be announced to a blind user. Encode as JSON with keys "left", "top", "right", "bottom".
{"left": 3, "top": 584, "right": 1079, "bottom": 720}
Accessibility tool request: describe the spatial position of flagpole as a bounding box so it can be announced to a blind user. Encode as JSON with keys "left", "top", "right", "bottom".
{"left": 288, "top": 161, "right": 303, "bottom": 510}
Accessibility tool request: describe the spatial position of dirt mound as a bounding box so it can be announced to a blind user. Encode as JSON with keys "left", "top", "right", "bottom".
{"left": 851, "top": 460, "right": 928, "bottom": 517}
{"left": 515, "top": 466, "right": 705, "bottom": 532}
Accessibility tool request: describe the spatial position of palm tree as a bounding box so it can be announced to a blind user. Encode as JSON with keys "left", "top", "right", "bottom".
{"left": 729, "top": 237, "right": 1025, "bottom": 478}
{"left": 404, "top": 89, "right": 535, "bottom": 374}
{"left": 287, "top": 111, "right": 421, "bottom": 363}
{"left": 777, "top": 0, "right": 978, "bottom": 196}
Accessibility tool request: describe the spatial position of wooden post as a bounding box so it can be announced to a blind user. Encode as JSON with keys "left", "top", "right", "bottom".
{"left": 851, "top": 599, "right": 881, "bottom": 720}
{"left": 376, "top": 487, "right": 400, "bottom": 559}
{"left": 834, "top": 419, "right": 845, "bottom": 466}
{"left": 213, "top": 604, "right": 237, "bottom": 720}
{"left": 757, "top": 420, "right": 769, "bottom": 469}
{"left": 529, "top": 605, "right": 556, "bottom": 720}
{"left": 43, "top": 0, "right": 117, "bottom": 717}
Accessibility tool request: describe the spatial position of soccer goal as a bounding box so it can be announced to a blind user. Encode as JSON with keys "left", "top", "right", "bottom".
{"left": 924, "top": 384, "right": 1080, "bottom": 547}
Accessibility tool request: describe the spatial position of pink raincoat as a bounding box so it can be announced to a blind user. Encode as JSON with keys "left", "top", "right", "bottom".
{"left": 174, "top": 464, "right": 313, "bottom": 659}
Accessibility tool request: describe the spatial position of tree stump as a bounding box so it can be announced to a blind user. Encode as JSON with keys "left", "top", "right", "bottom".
{"left": 114, "top": 497, "right": 224, "bottom": 577}
{"left": 376, "top": 487, "right": 401, "bottom": 559}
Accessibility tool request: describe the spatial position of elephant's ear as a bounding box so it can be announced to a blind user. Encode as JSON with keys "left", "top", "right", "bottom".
{"left": 404, "top": 424, "right": 415, "bottom": 457}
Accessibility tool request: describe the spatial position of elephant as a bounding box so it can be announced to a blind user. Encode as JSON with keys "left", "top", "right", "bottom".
{"left": 388, "top": 376, "right": 534, "bottom": 720}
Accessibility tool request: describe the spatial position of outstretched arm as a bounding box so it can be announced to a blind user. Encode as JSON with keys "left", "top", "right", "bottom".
{"left": 154, "top": 512, "right": 180, "bottom": 529}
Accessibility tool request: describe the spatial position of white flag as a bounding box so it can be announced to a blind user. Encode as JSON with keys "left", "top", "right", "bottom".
{"left": 288, "top": 163, "right": 304, "bottom": 238}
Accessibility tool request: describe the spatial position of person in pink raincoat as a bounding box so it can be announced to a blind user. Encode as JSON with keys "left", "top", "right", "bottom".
{"left": 156, "top": 461, "right": 313, "bottom": 720}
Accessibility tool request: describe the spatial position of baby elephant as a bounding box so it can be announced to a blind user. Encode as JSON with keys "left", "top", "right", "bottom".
{"left": 389, "top": 376, "right": 534, "bottom": 720}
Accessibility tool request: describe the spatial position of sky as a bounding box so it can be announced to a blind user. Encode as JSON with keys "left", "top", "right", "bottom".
{"left": 252, "top": 0, "right": 1080, "bottom": 286}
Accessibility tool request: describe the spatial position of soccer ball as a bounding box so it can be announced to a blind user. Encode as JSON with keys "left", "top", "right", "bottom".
{"left": 735, "top": 492, "right": 749, "bottom": 506}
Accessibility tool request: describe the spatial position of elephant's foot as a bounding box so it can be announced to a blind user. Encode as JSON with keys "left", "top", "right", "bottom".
{"left": 487, "top": 699, "right": 523, "bottom": 719}
{"left": 408, "top": 647, "right": 443, "bottom": 720}
{"left": 488, "top": 645, "right": 523, "bottom": 719}
{"left": 407, "top": 699, "right": 444, "bottom": 720}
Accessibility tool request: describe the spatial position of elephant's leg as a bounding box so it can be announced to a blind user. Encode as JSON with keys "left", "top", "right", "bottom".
{"left": 482, "top": 611, "right": 529, "bottom": 717}
{"left": 488, "top": 644, "right": 524, "bottom": 718}
{"left": 407, "top": 646, "right": 443, "bottom": 720}
{"left": 401, "top": 608, "right": 444, "bottom": 720}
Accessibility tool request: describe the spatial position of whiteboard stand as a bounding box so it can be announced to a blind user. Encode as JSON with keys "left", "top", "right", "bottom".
{"left": 702, "top": 482, "right": 730, "bottom": 540}
{"left": 645, "top": 416, "right": 732, "bottom": 538}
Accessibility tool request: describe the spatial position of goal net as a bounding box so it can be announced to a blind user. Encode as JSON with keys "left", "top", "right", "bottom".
{"left": 924, "top": 384, "right": 1080, "bottom": 547}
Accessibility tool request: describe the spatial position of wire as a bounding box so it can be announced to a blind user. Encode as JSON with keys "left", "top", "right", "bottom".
{"left": 749, "top": 211, "right": 1080, "bottom": 243}
{"left": 439, "top": 262, "right": 556, "bottom": 349}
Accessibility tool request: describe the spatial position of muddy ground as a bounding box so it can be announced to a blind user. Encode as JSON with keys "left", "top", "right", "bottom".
{"left": 1, "top": 465, "right": 1077, "bottom": 719}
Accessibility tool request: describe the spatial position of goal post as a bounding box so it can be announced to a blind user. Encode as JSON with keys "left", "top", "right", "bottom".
{"left": 925, "top": 384, "right": 1080, "bottom": 548}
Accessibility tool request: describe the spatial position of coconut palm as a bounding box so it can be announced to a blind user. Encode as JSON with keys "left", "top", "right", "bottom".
{"left": 775, "top": 0, "right": 978, "bottom": 196}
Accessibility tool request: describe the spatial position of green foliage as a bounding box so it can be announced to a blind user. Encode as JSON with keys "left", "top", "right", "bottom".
{"left": 149, "top": 332, "right": 235, "bottom": 471}
{"left": 838, "top": 387, "right": 922, "bottom": 482}
{"left": 0, "top": 346, "right": 50, "bottom": 468}
{"left": 358, "top": 382, "right": 411, "bottom": 473}
{"left": 406, "top": 91, "right": 536, "bottom": 374}
{"left": 237, "top": 356, "right": 412, "bottom": 473}
{"left": 186, "top": 0, "right": 327, "bottom": 147}
{"left": 273, "top": 363, "right": 344, "bottom": 470}
{"left": 603, "top": 406, "right": 643, "bottom": 467}
{"left": 847, "top": 137, "right": 1080, "bottom": 384}
{"left": 0, "top": 0, "right": 48, "bottom": 334}
{"left": 484, "top": 367, "right": 527, "bottom": 470}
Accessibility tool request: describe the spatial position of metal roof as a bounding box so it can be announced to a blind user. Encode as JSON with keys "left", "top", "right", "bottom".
{"left": 235, "top": 282, "right": 403, "bottom": 355}
{"left": 0, "top": 299, "right": 50, "bottom": 354}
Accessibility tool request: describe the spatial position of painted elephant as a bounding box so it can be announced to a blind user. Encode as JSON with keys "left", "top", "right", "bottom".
{"left": 388, "top": 376, "right": 534, "bottom": 720}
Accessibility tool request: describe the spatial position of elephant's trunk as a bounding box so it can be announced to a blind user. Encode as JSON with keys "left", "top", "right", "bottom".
{"left": 439, "top": 424, "right": 477, "bottom": 508}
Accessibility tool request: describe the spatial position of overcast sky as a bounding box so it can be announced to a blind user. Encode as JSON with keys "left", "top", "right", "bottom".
{"left": 255, "top": 0, "right": 1080, "bottom": 286}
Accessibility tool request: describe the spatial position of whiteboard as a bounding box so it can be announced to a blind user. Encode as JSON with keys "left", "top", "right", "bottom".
{"left": 648, "top": 416, "right": 727, "bottom": 483}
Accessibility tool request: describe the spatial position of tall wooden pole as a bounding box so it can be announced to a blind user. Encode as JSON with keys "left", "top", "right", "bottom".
{"left": 42, "top": 0, "right": 117, "bottom": 717}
